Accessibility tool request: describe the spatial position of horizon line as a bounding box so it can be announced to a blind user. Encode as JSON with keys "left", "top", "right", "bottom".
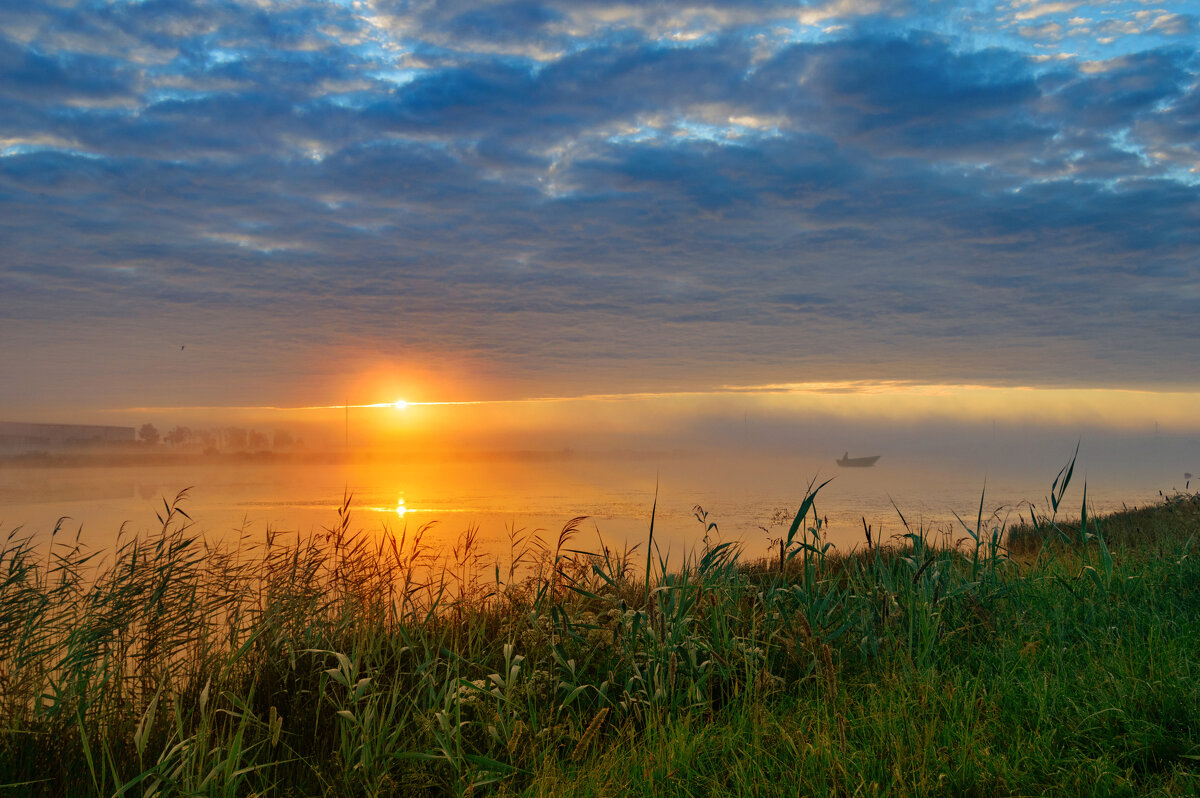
{"left": 87, "top": 380, "right": 1200, "bottom": 415}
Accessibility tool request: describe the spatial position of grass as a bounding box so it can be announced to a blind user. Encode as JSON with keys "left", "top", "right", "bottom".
{"left": 0, "top": 457, "right": 1198, "bottom": 797}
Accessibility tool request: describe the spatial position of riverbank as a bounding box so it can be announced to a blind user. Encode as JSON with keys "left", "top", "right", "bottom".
{"left": 512, "top": 493, "right": 1200, "bottom": 796}
{"left": 0, "top": 481, "right": 1197, "bottom": 796}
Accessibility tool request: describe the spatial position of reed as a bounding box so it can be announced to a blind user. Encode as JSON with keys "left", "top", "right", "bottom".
{"left": 0, "top": 462, "right": 1197, "bottom": 796}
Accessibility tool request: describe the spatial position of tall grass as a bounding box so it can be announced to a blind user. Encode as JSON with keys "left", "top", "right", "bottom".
{"left": 1, "top": 459, "right": 1197, "bottom": 796}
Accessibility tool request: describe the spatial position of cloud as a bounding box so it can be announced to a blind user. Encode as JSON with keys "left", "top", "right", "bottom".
{"left": 1012, "top": 1, "right": 1081, "bottom": 22}
{"left": 1039, "top": 49, "right": 1193, "bottom": 131}
{"left": 1, "top": 0, "right": 1199, "bottom": 411}
{"left": 1147, "top": 12, "right": 1195, "bottom": 36}
{"left": 0, "top": 34, "right": 139, "bottom": 105}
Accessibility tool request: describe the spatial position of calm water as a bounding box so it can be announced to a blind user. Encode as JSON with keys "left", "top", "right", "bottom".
{"left": 1, "top": 437, "right": 1191, "bottom": 563}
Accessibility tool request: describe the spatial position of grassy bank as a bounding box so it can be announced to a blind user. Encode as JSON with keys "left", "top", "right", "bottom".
{"left": 1, "top": 467, "right": 1197, "bottom": 796}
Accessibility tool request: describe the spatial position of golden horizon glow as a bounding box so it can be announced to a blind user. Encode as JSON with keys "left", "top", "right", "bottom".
{"left": 95, "top": 380, "right": 1200, "bottom": 434}
{"left": 104, "top": 380, "right": 1200, "bottom": 408}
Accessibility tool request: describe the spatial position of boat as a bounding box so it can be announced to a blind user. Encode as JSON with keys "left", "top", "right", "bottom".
{"left": 836, "top": 452, "right": 880, "bottom": 468}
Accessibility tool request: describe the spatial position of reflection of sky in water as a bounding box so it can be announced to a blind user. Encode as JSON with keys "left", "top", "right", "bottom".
{"left": 1, "top": 435, "right": 1193, "bottom": 562}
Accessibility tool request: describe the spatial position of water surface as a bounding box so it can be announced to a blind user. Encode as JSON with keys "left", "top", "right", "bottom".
{"left": 2, "top": 437, "right": 1190, "bottom": 564}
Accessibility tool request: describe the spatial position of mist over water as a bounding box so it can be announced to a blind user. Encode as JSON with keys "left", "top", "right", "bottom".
{"left": 2, "top": 415, "right": 1193, "bottom": 563}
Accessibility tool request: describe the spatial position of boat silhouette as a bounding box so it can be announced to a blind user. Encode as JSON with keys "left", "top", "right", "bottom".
{"left": 837, "top": 452, "right": 880, "bottom": 468}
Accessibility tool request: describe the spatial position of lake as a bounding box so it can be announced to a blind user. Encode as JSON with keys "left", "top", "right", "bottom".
{"left": 2, "top": 433, "right": 1191, "bottom": 564}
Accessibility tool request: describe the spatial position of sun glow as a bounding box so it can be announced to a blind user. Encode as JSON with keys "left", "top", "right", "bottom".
{"left": 106, "top": 381, "right": 1200, "bottom": 436}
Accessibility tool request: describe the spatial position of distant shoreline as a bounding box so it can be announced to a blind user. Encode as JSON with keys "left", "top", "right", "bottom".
{"left": 0, "top": 447, "right": 693, "bottom": 469}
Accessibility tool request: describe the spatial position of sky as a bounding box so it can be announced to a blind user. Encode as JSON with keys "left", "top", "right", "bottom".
{"left": 2, "top": 0, "right": 1199, "bottom": 441}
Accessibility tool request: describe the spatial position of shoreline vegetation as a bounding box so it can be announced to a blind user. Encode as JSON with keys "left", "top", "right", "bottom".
{"left": 1, "top": 459, "right": 1198, "bottom": 796}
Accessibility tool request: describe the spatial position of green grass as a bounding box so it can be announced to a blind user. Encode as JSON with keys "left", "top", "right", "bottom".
{"left": 512, "top": 533, "right": 1200, "bottom": 797}
{"left": 0, "top": 461, "right": 1198, "bottom": 797}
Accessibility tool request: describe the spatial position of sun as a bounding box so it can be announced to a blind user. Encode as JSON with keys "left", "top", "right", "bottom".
{"left": 393, "top": 398, "right": 408, "bottom": 410}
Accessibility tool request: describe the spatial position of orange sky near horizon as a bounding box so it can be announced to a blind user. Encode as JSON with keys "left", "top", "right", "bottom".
{"left": 77, "top": 379, "right": 1200, "bottom": 452}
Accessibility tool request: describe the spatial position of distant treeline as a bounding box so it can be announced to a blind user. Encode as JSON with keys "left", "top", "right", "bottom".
{"left": 137, "top": 423, "right": 303, "bottom": 452}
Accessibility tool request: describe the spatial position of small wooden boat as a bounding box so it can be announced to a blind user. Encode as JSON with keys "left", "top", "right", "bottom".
{"left": 837, "top": 452, "right": 880, "bottom": 468}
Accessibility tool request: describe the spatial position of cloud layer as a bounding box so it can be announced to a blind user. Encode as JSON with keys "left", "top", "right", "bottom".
{"left": 2, "top": 0, "right": 1198, "bottom": 408}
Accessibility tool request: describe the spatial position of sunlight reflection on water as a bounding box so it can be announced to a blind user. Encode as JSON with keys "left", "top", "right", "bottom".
{"left": 0, "top": 444, "right": 1190, "bottom": 563}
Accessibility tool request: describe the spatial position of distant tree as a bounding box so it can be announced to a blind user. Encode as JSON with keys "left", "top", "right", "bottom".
{"left": 164, "top": 425, "right": 193, "bottom": 446}
{"left": 138, "top": 423, "right": 160, "bottom": 446}
{"left": 222, "top": 427, "right": 248, "bottom": 451}
{"left": 247, "top": 430, "right": 268, "bottom": 451}
{"left": 272, "top": 429, "right": 295, "bottom": 449}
